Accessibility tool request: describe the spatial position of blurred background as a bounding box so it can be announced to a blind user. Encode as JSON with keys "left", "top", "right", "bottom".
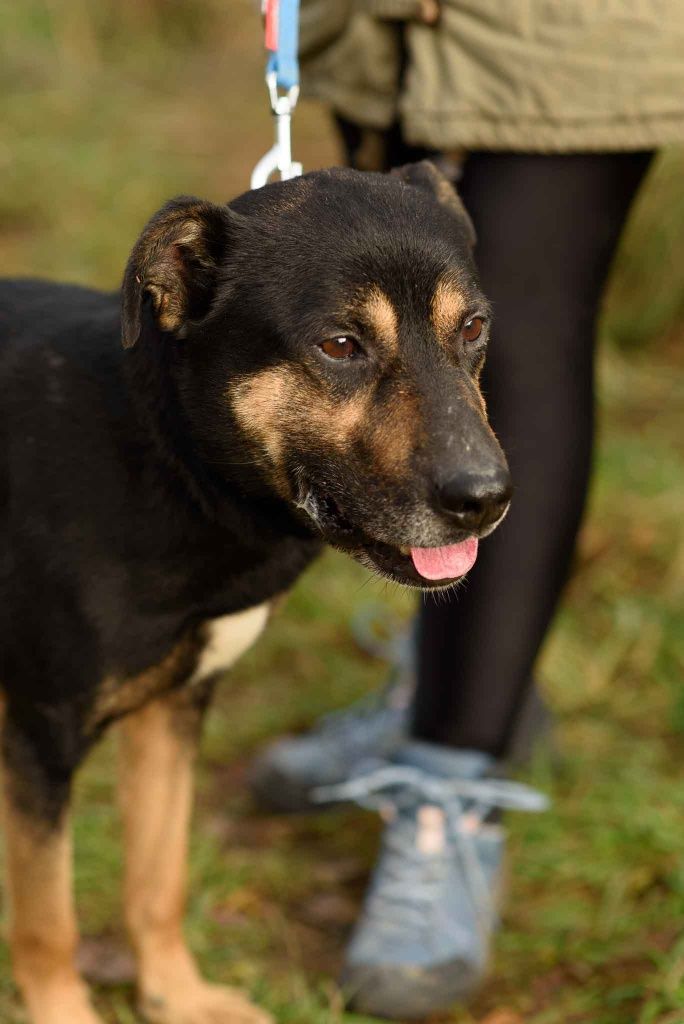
{"left": 1, "top": 2, "right": 683, "bottom": 1022}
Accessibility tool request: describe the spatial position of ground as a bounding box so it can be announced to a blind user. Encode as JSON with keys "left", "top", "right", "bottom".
{"left": 1, "top": 3, "right": 683, "bottom": 1022}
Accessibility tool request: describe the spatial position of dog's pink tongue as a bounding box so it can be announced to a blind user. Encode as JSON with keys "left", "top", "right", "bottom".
{"left": 410, "top": 538, "right": 479, "bottom": 581}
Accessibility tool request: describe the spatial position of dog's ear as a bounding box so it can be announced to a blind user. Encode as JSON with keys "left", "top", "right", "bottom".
{"left": 391, "top": 160, "right": 476, "bottom": 248}
{"left": 121, "top": 196, "right": 240, "bottom": 349}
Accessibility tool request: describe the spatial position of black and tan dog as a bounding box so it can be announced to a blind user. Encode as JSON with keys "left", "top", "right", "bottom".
{"left": 0, "top": 162, "right": 511, "bottom": 1024}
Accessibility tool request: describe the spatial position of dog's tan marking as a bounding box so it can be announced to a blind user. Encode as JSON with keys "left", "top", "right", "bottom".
{"left": 459, "top": 372, "right": 488, "bottom": 417}
{"left": 323, "top": 387, "right": 371, "bottom": 438}
{"left": 230, "top": 366, "right": 371, "bottom": 487}
{"left": 90, "top": 606, "right": 269, "bottom": 732}
{"left": 119, "top": 695, "right": 272, "bottom": 1024}
{"left": 361, "top": 286, "right": 399, "bottom": 354}
{"left": 88, "top": 631, "right": 201, "bottom": 733}
{"left": 189, "top": 604, "right": 270, "bottom": 685}
{"left": 1, "top": 786, "right": 102, "bottom": 1024}
{"left": 369, "top": 384, "right": 421, "bottom": 476}
{"left": 230, "top": 366, "right": 293, "bottom": 468}
{"left": 431, "top": 277, "right": 468, "bottom": 348}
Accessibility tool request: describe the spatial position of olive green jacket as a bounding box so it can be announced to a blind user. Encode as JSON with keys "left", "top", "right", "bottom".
{"left": 300, "top": 0, "right": 684, "bottom": 151}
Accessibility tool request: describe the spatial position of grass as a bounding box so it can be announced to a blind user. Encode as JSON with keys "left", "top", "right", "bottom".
{"left": 1, "top": 3, "right": 683, "bottom": 1022}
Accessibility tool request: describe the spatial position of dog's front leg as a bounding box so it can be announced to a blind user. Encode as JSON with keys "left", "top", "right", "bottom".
{"left": 1, "top": 711, "right": 103, "bottom": 1024}
{"left": 118, "top": 689, "right": 272, "bottom": 1024}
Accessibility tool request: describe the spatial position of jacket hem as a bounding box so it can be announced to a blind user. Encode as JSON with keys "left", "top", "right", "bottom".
{"left": 401, "top": 111, "right": 684, "bottom": 153}
{"left": 368, "top": 0, "right": 421, "bottom": 18}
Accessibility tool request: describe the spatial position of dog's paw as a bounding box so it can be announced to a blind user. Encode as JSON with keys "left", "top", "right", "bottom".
{"left": 139, "top": 981, "right": 273, "bottom": 1024}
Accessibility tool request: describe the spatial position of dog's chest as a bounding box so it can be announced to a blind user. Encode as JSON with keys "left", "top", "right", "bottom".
{"left": 189, "top": 603, "right": 270, "bottom": 685}
{"left": 88, "top": 604, "right": 270, "bottom": 733}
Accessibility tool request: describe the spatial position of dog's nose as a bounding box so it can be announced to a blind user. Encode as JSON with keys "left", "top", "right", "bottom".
{"left": 436, "top": 466, "right": 512, "bottom": 533}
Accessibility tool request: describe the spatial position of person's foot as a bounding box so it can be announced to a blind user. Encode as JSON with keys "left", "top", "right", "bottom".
{"left": 248, "top": 671, "right": 413, "bottom": 812}
{"left": 319, "top": 741, "right": 548, "bottom": 1019}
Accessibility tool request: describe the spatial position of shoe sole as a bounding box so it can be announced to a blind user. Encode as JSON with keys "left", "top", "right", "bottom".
{"left": 341, "top": 957, "right": 484, "bottom": 1019}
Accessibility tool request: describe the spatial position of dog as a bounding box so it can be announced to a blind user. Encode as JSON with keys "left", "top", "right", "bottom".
{"left": 0, "top": 161, "right": 511, "bottom": 1024}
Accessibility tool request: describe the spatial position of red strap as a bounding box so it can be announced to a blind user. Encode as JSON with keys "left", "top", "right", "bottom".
{"left": 265, "top": 0, "right": 279, "bottom": 53}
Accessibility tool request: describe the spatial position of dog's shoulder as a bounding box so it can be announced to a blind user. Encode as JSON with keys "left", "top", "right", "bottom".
{"left": 0, "top": 278, "right": 119, "bottom": 345}
{"left": 0, "top": 279, "right": 123, "bottom": 412}
{"left": 0, "top": 277, "right": 128, "bottom": 507}
{"left": 0, "top": 277, "right": 319, "bottom": 699}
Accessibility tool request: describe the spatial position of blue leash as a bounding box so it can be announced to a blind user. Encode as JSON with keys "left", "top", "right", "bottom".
{"left": 251, "top": 0, "right": 303, "bottom": 188}
{"left": 266, "top": 0, "right": 300, "bottom": 92}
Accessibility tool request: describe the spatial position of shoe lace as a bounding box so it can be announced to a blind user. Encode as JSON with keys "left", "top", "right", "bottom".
{"left": 313, "top": 765, "right": 549, "bottom": 934}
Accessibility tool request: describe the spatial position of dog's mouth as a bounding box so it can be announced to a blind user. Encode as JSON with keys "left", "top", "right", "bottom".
{"left": 356, "top": 536, "right": 479, "bottom": 589}
{"left": 294, "top": 477, "right": 479, "bottom": 590}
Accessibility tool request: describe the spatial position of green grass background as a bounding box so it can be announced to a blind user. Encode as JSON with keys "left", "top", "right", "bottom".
{"left": 1, "top": 3, "right": 683, "bottom": 1022}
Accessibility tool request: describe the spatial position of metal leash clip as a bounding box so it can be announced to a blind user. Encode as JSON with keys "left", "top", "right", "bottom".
{"left": 251, "top": 0, "right": 303, "bottom": 189}
{"left": 250, "top": 72, "right": 303, "bottom": 189}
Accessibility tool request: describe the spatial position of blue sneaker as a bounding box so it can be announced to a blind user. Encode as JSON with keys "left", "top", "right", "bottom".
{"left": 249, "top": 604, "right": 414, "bottom": 812}
{"left": 248, "top": 671, "right": 413, "bottom": 812}
{"left": 314, "top": 742, "right": 548, "bottom": 1019}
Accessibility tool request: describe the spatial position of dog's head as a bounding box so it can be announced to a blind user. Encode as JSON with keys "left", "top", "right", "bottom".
{"left": 121, "top": 163, "right": 510, "bottom": 589}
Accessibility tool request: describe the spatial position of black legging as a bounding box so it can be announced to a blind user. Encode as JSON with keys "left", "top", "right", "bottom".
{"left": 414, "top": 151, "right": 653, "bottom": 756}
{"left": 337, "top": 124, "right": 653, "bottom": 757}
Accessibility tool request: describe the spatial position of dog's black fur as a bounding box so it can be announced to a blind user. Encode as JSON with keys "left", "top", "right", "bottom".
{"left": 0, "top": 276, "right": 319, "bottom": 821}
{"left": 0, "top": 163, "right": 510, "bottom": 1024}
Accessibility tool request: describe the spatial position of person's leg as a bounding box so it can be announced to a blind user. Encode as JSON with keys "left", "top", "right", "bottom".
{"left": 339, "top": 151, "right": 655, "bottom": 1017}
{"left": 414, "top": 151, "right": 653, "bottom": 757}
{"left": 334, "top": 116, "right": 434, "bottom": 172}
{"left": 248, "top": 143, "right": 653, "bottom": 1016}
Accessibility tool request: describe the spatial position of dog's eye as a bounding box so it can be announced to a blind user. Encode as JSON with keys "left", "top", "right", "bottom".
{"left": 319, "top": 336, "right": 359, "bottom": 360}
{"left": 462, "top": 317, "right": 484, "bottom": 343}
